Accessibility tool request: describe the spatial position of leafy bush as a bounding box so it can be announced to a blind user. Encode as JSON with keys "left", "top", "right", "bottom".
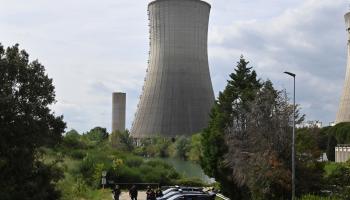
{"left": 322, "top": 162, "right": 350, "bottom": 199}
{"left": 299, "top": 194, "right": 341, "bottom": 200}
{"left": 124, "top": 156, "right": 143, "bottom": 167}
{"left": 174, "top": 178, "right": 206, "bottom": 187}
{"left": 69, "top": 149, "right": 86, "bottom": 159}
{"left": 110, "top": 130, "right": 134, "bottom": 151}
{"left": 328, "top": 123, "right": 350, "bottom": 144}
{"left": 85, "top": 127, "right": 109, "bottom": 143}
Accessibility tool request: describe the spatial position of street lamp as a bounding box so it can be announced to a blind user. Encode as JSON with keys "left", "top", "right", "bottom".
{"left": 284, "top": 71, "right": 296, "bottom": 200}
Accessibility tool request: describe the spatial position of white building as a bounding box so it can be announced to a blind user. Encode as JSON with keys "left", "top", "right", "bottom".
{"left": 298, "top": 120, "right": 323, "bottom": 128}
{"left": 335, "top": 144, "right": 350, "bottom": 163}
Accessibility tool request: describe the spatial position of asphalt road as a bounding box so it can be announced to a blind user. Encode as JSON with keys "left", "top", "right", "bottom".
{"left": 117, "top": 191, "right": 146, "bottom": 200}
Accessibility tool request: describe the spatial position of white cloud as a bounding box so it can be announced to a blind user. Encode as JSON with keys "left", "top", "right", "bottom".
{"left": 208, "top": 0, "right": 348, "bottom": 124}
{"left": 0, "top": 0, "right": 348, "bottom": 132}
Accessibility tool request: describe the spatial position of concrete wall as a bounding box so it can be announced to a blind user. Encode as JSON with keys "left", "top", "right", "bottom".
{"left": 131, "top": 0, "right": 214, "bottom": 138}
{"left": 335, "top": 146, "right": 350, "bottom": 163}
{"left": 336, "top": 12, "right": 350, "bottom": 123}
{"left": 112, "top": 92, "right": 126, "bottom": 133}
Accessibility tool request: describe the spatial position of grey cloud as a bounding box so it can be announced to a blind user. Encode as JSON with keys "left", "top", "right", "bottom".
{"left": 1, "top": 0, "right": 347, "bottom": 132}
{"left": 208, "top": 0, "right": 347, "bottom": 124}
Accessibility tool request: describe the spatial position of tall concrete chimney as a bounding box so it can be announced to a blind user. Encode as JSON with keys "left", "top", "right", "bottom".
{"left": 112, "top": 92, "right": 126, "bottom": 132}
{"left": 336, "top": 12, "right": 350, "bottom": 123}
{"left": 131, "top": 0, "right": 215, "bottom": 138}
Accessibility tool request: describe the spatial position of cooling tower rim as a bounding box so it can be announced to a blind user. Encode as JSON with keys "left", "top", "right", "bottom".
{"left": 148, "top": 0, "right": 211, "bottom": 8}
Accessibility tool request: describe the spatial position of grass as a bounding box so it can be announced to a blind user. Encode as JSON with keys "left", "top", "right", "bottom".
{"left": 298, "top": 194, "right": 342, "bottom": 200}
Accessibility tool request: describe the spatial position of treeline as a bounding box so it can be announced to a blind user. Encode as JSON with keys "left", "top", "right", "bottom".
{"left": 197, "top": 56, "right": 350, "bottom": 200}
{"left": 130, "top": 134, "right": 202, "bottom": 161}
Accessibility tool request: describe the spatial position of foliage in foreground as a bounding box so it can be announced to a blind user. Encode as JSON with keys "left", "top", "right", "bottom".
{"left": 298, "top": 194, "right": 341, "bottom": 200}
{"left": 0, "top": 44, "right": 66, "bottom": 200}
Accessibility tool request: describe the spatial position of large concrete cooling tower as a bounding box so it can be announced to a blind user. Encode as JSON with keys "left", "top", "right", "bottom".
{"left": 131, "top": 0, "right": 215, "bottom": 138}
{"left": 336, "top": 12, "right": 350, "bottom": 123}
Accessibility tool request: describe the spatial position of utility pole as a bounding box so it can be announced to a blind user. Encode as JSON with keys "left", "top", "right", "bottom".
{"left": 284, "top": 71, "right": 296, "bottom": 200}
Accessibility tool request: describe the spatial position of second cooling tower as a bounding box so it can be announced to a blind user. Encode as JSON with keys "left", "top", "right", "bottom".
{"left": 336, "top": 12, "right": 350, "bottom": 123}
{"left": 131, "top": 0, "right": 215, "bottom": 138}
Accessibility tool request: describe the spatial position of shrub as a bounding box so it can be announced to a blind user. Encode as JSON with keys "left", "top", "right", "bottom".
{"left": 299, "top": 194, "right": 341, "bottom": 200}
{"left": 174, "top": 178, "right": 206, "bottom": 187}
{"left": 124, "top": 156, "right": 143, "bottom": 167}
{"left": 69, "top": 149, "right": 86, "bottom": 159}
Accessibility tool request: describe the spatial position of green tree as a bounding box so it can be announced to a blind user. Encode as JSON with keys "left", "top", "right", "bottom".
{"left": 85, "top": 126, "right": 108, "bottom": 142}
{"left": 174, "top": 136, "right": 190, "bottom": 160}
{"left": 326, "top": 135, "right": 337, "bottom": 162}
{"left": 296, "top": 128, "right": 322, "bottom": 161}
{"left": 63, "top": 129, "right": 83, "bottom": 148}
{"left": 201, "top": 56, "right": 261, "bottom": 199}
{"left": 188, "top": 133, "right": 202, "bottom": 162}
{"left": 110, "top": 130, "right": 134, "bottom": 151}
{"left": 0, "top": 44, "right": 66, "bottom": 199}
{"left": 152, "top": 136, "right": 172, "bottom": 157}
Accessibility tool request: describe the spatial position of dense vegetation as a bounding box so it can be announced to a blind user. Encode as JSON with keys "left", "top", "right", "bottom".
{"left": 197, "top": 56, "right": 350, "bottom": 200}
{"left": 52, "top": 127, "right": 202, "bottom": 200}
{"left": 0, "top": 44, "right": 66, "bottom": 200}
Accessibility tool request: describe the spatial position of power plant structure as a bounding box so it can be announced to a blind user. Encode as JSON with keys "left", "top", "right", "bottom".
{"left": 336, "top": 12, "right": 350, "bottom": 123}
{"left": 131, "top": 0, "right": 215, "bottom": 138}
{"left": 112, "top": 92, "right": 126, "bottom": 133}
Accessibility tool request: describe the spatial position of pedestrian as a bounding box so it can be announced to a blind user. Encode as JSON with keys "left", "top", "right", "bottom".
{"left": 129, "top": 185, "right": 138, "bottom": 200}
{"left": 112, "top": 185, "right": 121, "bottom": 200}
{"left": 155, "top": 187, "right": 163, "bottom": 197}
{"left": 146, "top": 186, "right": 156, "bottom": 200}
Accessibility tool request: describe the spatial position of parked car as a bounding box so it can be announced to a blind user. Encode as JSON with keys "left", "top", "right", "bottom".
{"left": 166, "top": 192, "right": 215, "bottom": 200}
{"left": 162, "top": 186, "right": 203, "bottom": 196}
{"left": 157, "top": 190, "right": 204, "bottom": 200}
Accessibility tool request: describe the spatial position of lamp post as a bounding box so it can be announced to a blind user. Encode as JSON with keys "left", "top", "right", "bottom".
{"left": 284, "top": 71, "right": 296, "bottom": 200}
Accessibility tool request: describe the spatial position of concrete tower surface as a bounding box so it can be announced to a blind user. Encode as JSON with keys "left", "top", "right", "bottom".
{"left": 336, "top": 12, "right": 350, "bottom": 123}
{"left": 131, "top": 0, "right": 215, "bottom": 138}
{"left": 112, "top": 92, "right": 126, "bottom": 132}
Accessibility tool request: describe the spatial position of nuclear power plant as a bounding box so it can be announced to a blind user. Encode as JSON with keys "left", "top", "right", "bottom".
{"left": 131, "top": 0, "right": 215, "bottom": 138}
{"left": 112, "top": 92, "right": 126, "bottom": 133}
{"left": 336, "top": 12, "right": 350, "bottom": 123}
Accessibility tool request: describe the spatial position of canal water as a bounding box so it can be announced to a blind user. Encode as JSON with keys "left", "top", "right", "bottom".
{"left": 160, "top": 158, "right": 215, "bottom": 184}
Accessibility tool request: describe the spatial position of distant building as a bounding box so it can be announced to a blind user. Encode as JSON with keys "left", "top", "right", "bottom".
{"left": 298, "top": 120, "right": 322, "bottom": 128}
{"left": 329, "top": 122, "right": 336, "bottom": 127}
{"left": 335, "top": 144, "right": 350, "bottom": 163}
{"left": 112, "top": 92, "right": 126, "bottom": 133}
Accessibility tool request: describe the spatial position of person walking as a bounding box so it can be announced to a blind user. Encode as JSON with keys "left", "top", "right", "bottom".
{"left": 155, "top": 187, "right": 163, "bottom": 197}
{"left": 112, "top": 185, "right": 121, "bottom": 200}
{"left": 129, "top": 185, "right": 138, "bottom": 200}
{"left": 146, "top": 186, "right": 156, "bottom": 200}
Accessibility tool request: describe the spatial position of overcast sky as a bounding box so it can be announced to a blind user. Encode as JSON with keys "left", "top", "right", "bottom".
{"left": 0, "top": 0, "right": 348, "bottom": 133}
